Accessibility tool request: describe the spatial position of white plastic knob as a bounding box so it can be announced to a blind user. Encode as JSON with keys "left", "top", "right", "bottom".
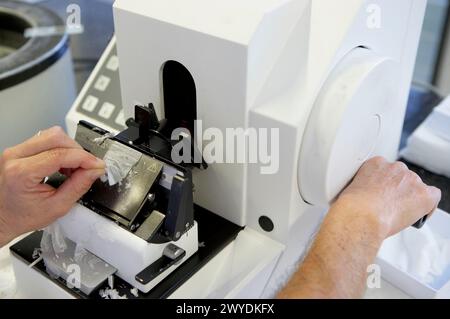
{"left": 298, "top": 47, "right": 398, "bottom": 206}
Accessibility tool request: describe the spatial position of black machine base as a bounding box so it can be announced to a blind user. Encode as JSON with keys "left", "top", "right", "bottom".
{"left": 9, "top": 205, "right": 243, "bottom": 299}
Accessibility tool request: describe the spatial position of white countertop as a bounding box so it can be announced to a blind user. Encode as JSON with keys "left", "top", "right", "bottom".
{"left": 1, "top": 238, "right": 411, "bottom": 299}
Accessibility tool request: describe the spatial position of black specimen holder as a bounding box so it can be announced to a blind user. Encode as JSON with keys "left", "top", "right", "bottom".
{"left": 76, "top": 129, "right": 191, "bottom": 242}
{"left": 10, "top": 104, "right": 243, "bottom": 298}
{"left": 75, "top": 103, "right": 209, "bottom": 243}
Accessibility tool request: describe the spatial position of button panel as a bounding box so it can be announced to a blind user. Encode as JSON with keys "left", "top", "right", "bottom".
{"left": 75, "top": 42, "right": 125, "bottom": 131}
{"left": 106, "top": 55, "right": 119, "bottom": 71}
{"left": 94, "top": 75, "right": 111, "bottom": 92}
{"left": 99, "top": 102, "right": 116, "bottom": 119}
{"left": 82, "top": 95, "right": 99, "bottom": 112}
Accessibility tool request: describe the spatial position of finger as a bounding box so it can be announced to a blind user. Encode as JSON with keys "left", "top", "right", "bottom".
{"left": 416, "top": 185, "right": 441, "bottom": 218}
{"left": 357, "top": 156, "right": 388, "bottom": 177}
{"left": 409, "top": 171, "right": 423, "bottom": 184}
{"left": 414, "top": 186, "right": 441, "bottom": 228}
{"left": 426, "top": 186, "right": 442, "bottom": 212}
{"left": 392, "top": 161, "right": 409, "bottom": 173}
{"left": 366, "top": 156, "right": 388, "bottom": 168}
{"left": 18, "top": 148, "right": 105, "bottom": 184}
{"left": 3, "top": 126, "right": 82, "bottom": 160}
{"left": 50, "top": 168, "right": 105, "bottom": 215}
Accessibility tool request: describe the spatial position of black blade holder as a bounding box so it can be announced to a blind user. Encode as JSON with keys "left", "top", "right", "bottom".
{"left": 134, "top": 103, "right": 160, "bottom": 144}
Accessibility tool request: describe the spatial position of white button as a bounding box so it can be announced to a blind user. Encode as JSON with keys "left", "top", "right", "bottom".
{"left": 98, "top": 102, "right": 116, "bottom": 119}
{"left": 115, "top": 110, "right": 126, "bottom": 126}
{"left": 94, "top": 75, "right": 111, "bottom": 92}
{"left": 82, "top": 95, "right": 98, "bottom": 112}
{"left": 106, "top": 55, "right": 119, "bottom": 71}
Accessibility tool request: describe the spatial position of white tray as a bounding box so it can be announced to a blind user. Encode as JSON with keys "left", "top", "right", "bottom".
{"left": 377, "top": 209, "right": 450, "bottom": 299}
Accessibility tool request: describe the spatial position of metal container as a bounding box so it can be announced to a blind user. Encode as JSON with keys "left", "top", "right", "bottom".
{"left": 0, "top": 0, "right": 76, "bottom": 151}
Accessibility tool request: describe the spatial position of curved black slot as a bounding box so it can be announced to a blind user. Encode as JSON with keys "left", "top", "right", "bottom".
{"left": 162, "top": 61, "right": 197, "bottom": 136}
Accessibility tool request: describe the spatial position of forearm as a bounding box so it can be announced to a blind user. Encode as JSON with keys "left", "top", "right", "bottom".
{"left": 0, "top": 216, "right": 12, "bottom": 248}
{"left": 0, "top": 212, "right": 12, "bottom": 248}
{"left": 0, "top": 198, "right": 13, "bottom": 248}
{"left": 277, "top": 198, "right": 385, "bottom": 299}
{"left": 0, "top": 233, "right": 10, "bottom": 248}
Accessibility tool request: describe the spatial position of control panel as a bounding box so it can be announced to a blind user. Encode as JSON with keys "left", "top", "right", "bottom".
{"left": 66, "top": 37, "right": 126, "bottom": 136}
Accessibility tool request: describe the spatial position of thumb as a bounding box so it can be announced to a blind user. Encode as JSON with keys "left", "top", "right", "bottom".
{"left": 52, "top": 168, "right": 105, "bottom": 215}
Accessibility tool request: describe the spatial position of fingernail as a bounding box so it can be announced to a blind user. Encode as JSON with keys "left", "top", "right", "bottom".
{"left": 88, "top": 168, "right": 106, "bottom": 180}
{"left": 94, "top": 158, "right": 106, "bottom": 169}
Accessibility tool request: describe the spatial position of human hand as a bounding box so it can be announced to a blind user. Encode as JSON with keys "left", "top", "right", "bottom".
{"left": 336, "top": 157, "right": 441, "bottom": 240}
{"left": 0, "top": 127, "right": 105, "bottom": 246}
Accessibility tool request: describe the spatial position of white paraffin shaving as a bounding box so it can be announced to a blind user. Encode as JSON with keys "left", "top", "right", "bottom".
{"left": 101, "top": 142, "right": 142, "bottom": 186}
{"left": 74, "top": 243, "right": 89, "bottom": 264}
{"left": 379, "top": 221, "right": 450, "bottom": 287}
{"left": 41, "top": 223, "right": 67, "bottom": 255}
{"left": 40, "top": 223, "right": 68, "bottom": 279}
{"left": 99, "top": 288, "right": 128, "bottom": 299}
{"left": 130, "top": 287, "right": 139, "bottom": 298}
{"left": 93, "top": 132, "right": 115, "bottom": 145}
